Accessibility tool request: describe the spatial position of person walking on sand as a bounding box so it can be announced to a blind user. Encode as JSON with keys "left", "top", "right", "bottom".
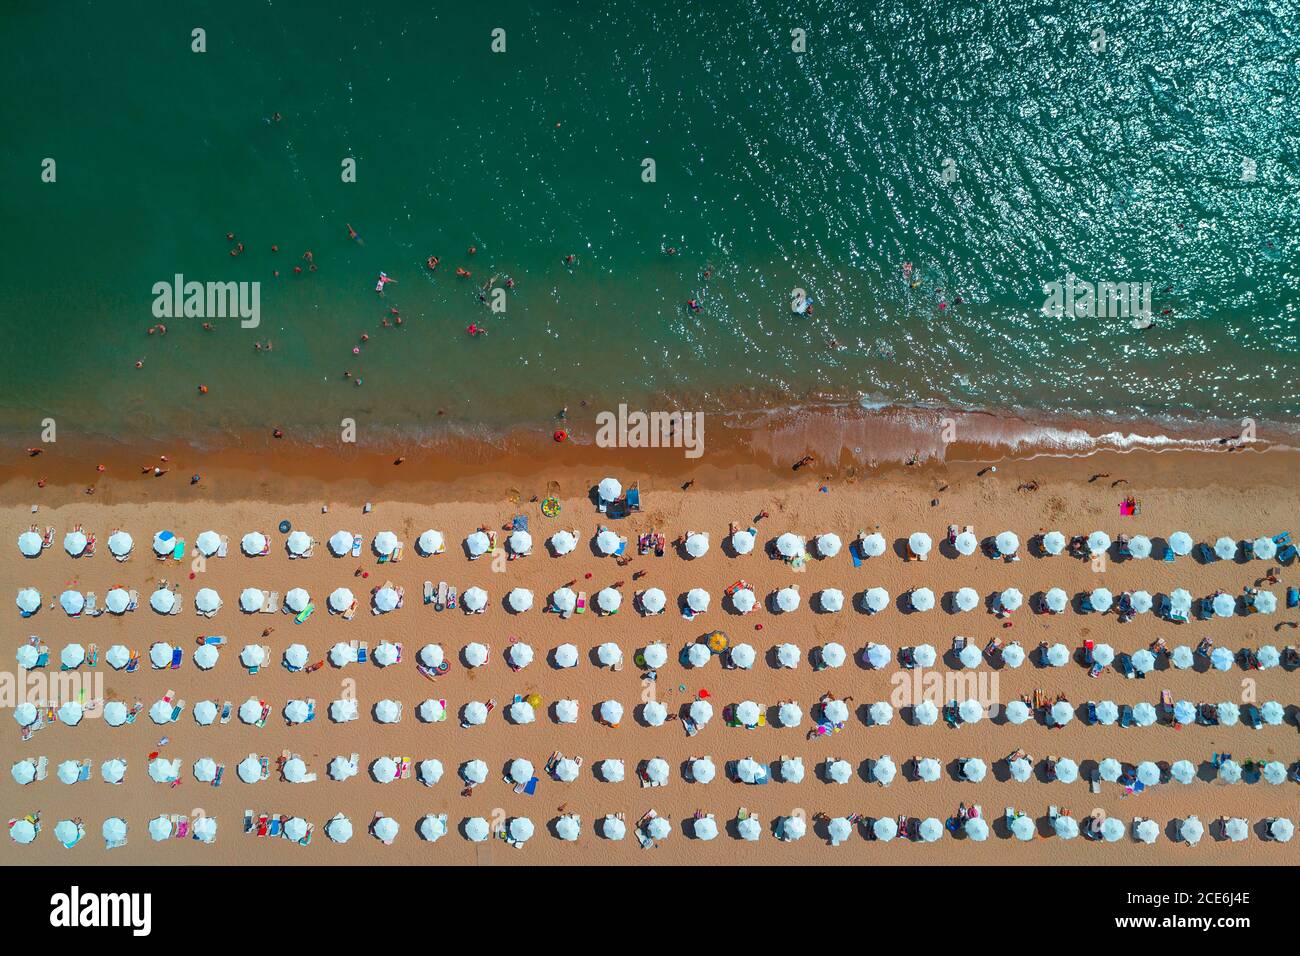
{"left": 793, "top": 455, "right": 814, "bottom": 471}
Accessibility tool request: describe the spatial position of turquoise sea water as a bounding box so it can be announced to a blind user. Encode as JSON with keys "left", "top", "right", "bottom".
{"left": 0, "top": 0, "right": 1296, "bottom": 455}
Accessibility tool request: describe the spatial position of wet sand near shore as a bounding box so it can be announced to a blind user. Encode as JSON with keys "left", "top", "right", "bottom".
{"left": 2, "top": 446, "right": 1297, "bottom": 865}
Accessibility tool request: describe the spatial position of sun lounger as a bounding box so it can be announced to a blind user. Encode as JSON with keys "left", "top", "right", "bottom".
{"left": 342, "top": 600, "right": 357, "bottom": 621}
{"left": 127, "top": 589, "right": 139, "bottom": 611}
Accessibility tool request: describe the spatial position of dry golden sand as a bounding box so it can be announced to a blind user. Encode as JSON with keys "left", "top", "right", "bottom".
{"left": 2, "top": 448, "right": 1298, "bottom": 866}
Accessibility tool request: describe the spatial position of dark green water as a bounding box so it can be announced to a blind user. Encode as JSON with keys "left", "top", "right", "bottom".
{"left": 1, "top": 0, "right": 1296, "bottom": 456}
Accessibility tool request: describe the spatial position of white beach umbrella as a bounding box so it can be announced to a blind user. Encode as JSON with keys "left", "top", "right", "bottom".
{"left": 690, "top": 757, "right": 715, "bottom": 783}
{"left": 147, "top": 699, "right": 172, "bottom": 724}
{"left": 823, "top": 699, "right": 850, "bottom": 724}
{"left": 372, "top": 757, "right": 398, "bottom": 784}
{"left": 192, "top": 530, "right": 219, "bottom": 556}
{"left": 284, "top": 588, "right": 310, "bottom": 614}
{"left": 508, "top": 530, "right": 532, "bottom": 555}
{"left": 286, "top": 531, "right": 312, "bottom": 556}
{"left": 1096, "top": 700, "right": 1120, "bottom": 725}
{"left": 1169, "top": 588, "right": 1193, "bottom": 615}
{"left": 732, "top": 588, "right": 756, "bottom": 613}
{"left": 328, "top": 643, "right": 354, "bottom": 669}
{"left": 326, "top": 816, "right": 353, "bottom": 844}
{"left": 959, "top": 700, "right": 985, "bottom": 724}
{"left": 17, "top": 532, "right": 41, "bottom": 557}
{"left": 372, "top": 531, "right": 398, "bottom": 556}
{"left": 284, "top": 699, "right": 310, "bottom": 725}
{"left": 1099, "top": 758, "right": 1122, "bottom": 782}
{"left": 1263, "top": 762, "right": 1287, "bottom": 785}
{"left": 730, "top": 529, "right": 756, "bottom": 554}
{"left": 1011, "top": 816, "right": 1036, "bottom": 842}
{"left": 281, "top": 817, "right": 308, "bottom": 843}
{"left": 686, "top": 588, "right": 710, "bottom": 612}
{"left": 1253, "top": 590, "right": 1277, "bottom": 614}
{"left": 735, "top": 700, "right": 761, "bottom": 727}
{"left": 549, "top": 530, "right": 577, "bottom": 555}
{"left": 873, "top": 756, "right": 897, "bottom": 785}
{"left": 101, "top": 759, "right": 126, "bottom": 783}
{"left": 194, "top": 587, "right": 221, "bottom": 615}
{"left": 1054, "top": 817, "right": 1079, "bottom": 840}
{"left": 820, "top": 641, "right": 846, "bottom": 668}
{"left": 596, "top": 588, "right": 622, "bottom": 613}
{"left": 1213, "top": 536, "right": 1237, "bottom": 560}
{"left": 104, "top": 588, "right": 129, "bottom": 615}
{"left": 241, "top": 532, "right": 267, "bottom": 556}
{"left": 644, "top": 818, "right": 671, "bottom": 841}
{"left": 817, "top": 533, "right": 842, "bottom": 557}
{"left": 1094, "top": 643, "right": 1115, "bottom": 667}
{"left": 597, "top": 642, "right": 622, "bottom": 666}
{"left": 600, "top": 700, "right": 623, "bottom": 725}
{"left": 1217, "top": 702, "right": 1240, "bottom": 727}
{"left": 237, "top": 699, "right": 263, "bottom": 725}
{"left": 106, "top": 530, "right": 134, "bottom": 558}
{"left": 149, "top": 641, "right": 173, "bottom": 668}
{"left": 462, "top": 760, "right": 488, "bottom": 785}
{"left": 418, "top": 529, "right": 445, "bottom": 555}
{"left": 916, "top": 757, "right": 941, "bottom": 782}
{"left": 776, "top": 642, "right": 801, "bottom": 668}
{"left": 506, "top": 588, "right": 534, "bottom": 614}
{"left": 328, "top": 530, "right": 353, "bottom": 556}
{"left": 959, "top": 644, "right": 982, "bottom": 669}
{"left": 14, "top": 703, "right": 37, "bottom": 727}
{"left": 240, "top": 644, "right": 266, "bottom": 669}
{"left": 102, "top": 703, "right": 127, "bottom": 727}
{"left": 1050, "top": 701, "right": 1074, "bottom": 726}
{"left": 911, "top": 643, "right": 935, "bottom": 667}
{"left": 684, "top": 533, "right": 709, "bottom": 558}
{"left": 1171, "top": 645, "right": 1193, "bottom": 669}
{"left": 1131, "top": 649, "right": 1156, "bottom": 674}
{"left": 642, "top": 701, "right": 668, "bottom": 727}
{"left": 819, "top": 589, "right": 844, "bottom": 613}
{"left": 600, "top": 759, "right": 626, "bottom": 783}
{"left": 1262, "top": 701, "right": 1285, "bottom": 725}
{"left": 193, "top": 701, "right": 217, "bottom": 725}
{"left": 58, "top": 701, "right": 83, "bottom": 726}
{"left": 909, "top": 588, "right": 934, "bottom": 612}
{"left": 953, "top": 531, "right": 977, "bottom": 556}
{"left": 999, "top": 588, "right": 1023, "bottom": 612}
{"left": 595, "top": 530, "right": 620, "bottom": 555}
{"left": 1005, "top": 700, "right": 1031, "bottom": 724}
{"left": 1002, "top": 643, "right": 1026, "bottom": 668}
{"left": 1127, "top": 535, "right": 1153, "bottom": 559}
{"left": 1258, "top": 645, "right": 1280, "bottom": 669}
{"left": 963, "top": 817, "right": 989, "bottom": 841}
{"left": 64, "top": 531, "right": 88, "bottom": 557}
{"left": 782, "top": 817, "right": 807, "bottom": 841}
{"left": 597, "top": 477, "right": 622, "bottom": 502}
{"left": 1042, "top": 531, "right": 1066, "bottom": 555}
{"left": 908, "top": 532, "right": 932, "bottom": 557}
{"left": 148, "top": 816, "right": 172, "bottom": 842}
{"left": 373, "top": 817, "right": 400, "bottom": 844}
{"left": 863, "top": 587, "right": 890, "bottom": 612}
{"left": 645, "top": 758, "right": 670, "bottom": 785}
{"left": 1210, "top": 646, "right": 1234, "bottom": 671}
{"left": 1130, "top": 590, "right": 1153, "bottom": 614}
{"left": 955, "top": 587, "right": 980, "bottom": 612}
{"left": 1087, "top": 531, "right": 1110, "bottom": 554}
{"left": 826, "top": 759, "right": 852, "bottom": 784}
{"left": 919, "top": 818, "right": 944, "bottom": 843}
{"left": 963, "top": 758, "right": 988, "bottom": 782}
{"left": 1089, "top": 588, "right": 1113, "bottom": 612}
{"left": 913, "top": 700, "right": 939, "bottom": 726}
{"left": 148, "top": 758, "right": 181, "bottom": 783}
{"left": 465, "top": 531, "right": 490, "bottom": 558}
{"left": 152, "top": 531, "right": 175, "bottom": 556}
{"left": 1180, "top": 817, "right": 1204, "bottom": 845}
{"left": 463, "top": 817, "right": 490, "bottom": 843}
{"left": 462, "top": 587, "right": 488, "bottom": 613}
{"left": 1167, "top": 531, "right": 1193, "bottom": 556}
{"left": 509, "top": 700, "right": 535, "bottom": 724}
{"left": 57, "top": 759, "right": 82, "bottom": 785}
{"left": 1046, "top": 643, "right": 1069, "bottom": 667}
{"left": 641, "top": 642, "right": 668, "bottom": 669}
{"left": 873, "top": 817, "right": 898, "bottom": 842}
{"left": 781, "top": 757, "right": 805, "bottom": 783}
{"left": 1270, "top": 819, "right": 1294, "bottom": 842}
{"left": 375, "top": 699, "right": 401, "bottom": 724}
{"left": 995, "top": 531, "right": 1020, "bottom": 556}
{"left": 17, "top": 587, "right": 41, "bottom": 614}
{"left": 462, "top": 701, "right": 489, "bottom": 726}
{"left": 1169, "top": 760, "right": 1196, "bottom": 785}
{"left": 1055, "top": 759, "right": 1080, "bottom": 784}
{"left": 737, "top": 817, "right": 762, "bottom": 842}
{"left": 419, "top": 759, "right": 444, "bottom": 785}
{"left": 1223, "top": 818, "right": 1248, "bottom": 842}
{"left": 328, "top": 587, "right": 354, "bottom": 612}
{"left": 373, "top": 587, "right": 400, "bottom": 613}
{"left": 776, "top": 533, "right": 804, "bottom": 558}
{"left": 11, "top": 760, "right": 37, "bottom": 785}
{"left": 780, "top": 702, "right": 805, "bottom": 727}
{"left": 722, "top": 643, "right": 752, "bottom": 671}
{"left": 860, "top": 532, "right": 886, "bottom": 557}
{"left": 1136, "top": 762, "right": 1161, "bottom": 787}
{"left": 61, "top": 643, "right": 86, "bottom": 669}
{"left": 554, "top": 699, "right": 578, "bottom": 724}
{"left": 553, "top": 816, "right": 580, "bottom": 842}
{"left": 551, "top": 587, "right": 577, "bottom": 615}
{"left": 60, "top": 590, "right": 85, "bottom": 615}
{"left": 507, "top": 642, "right": 534, "bottom": 670}
{"left": 238, "top": 587, "right": 262, "bottom": 613}
{"left": 282, "top": 757, "right": 309, "bottom": 783}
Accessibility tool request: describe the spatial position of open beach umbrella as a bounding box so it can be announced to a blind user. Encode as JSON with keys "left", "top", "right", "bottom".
{"left": 328, "top": 642, "right": 354, "bottom": 668}
{"left": 691, "top": 757, "right": 716, "bottom": 783}
{"left": 775, "top": 587, "right": 801, "bottom": 612}
{"left": 597, "top": 642, "right": 622, "bottom": 668}
{"left": 963, "top": 758, "right": 988, "bottom": 782}
{"left": 373, "top": 586, "right": 400, "bottom": 613}
{"left": 372, "top": 757, "right": 399, "bottom": 784}
{"left": 780, "top": 757, "right": 805, "bottom": 784}
{"left": 101, "top": 759, "right": 125, "bottom": 783}
{"left": 505, "top": 588, "right": 534, "bottom": 614}
{"left": 919, "top": 818, "right": 944, "bottom": 843}
{"left": 237, "top": 699, "right": 263, "bottom": 724}
{"left": 1214, "top": 536, "right": 1237, "bottom": 560}
{"left": 1008, "top": 758, "right": 1031, "bottom": 782}
{"left": 916, "top": 757, "right": 941, "bottom": 782}
{"left": 642, "top": 701, "right": 667, "bottom": 727}
{"left": 461, "top": 587, "right": 488, "bottom": 613}
{"left": 102, "top": 703, "right": 127, "bottom": 727}
{"left": 730, "top": 529, "right": 755, "bottom": 554}
{"left": 686, "top": 588, "right": 710, "bottom": 613}
{"left": 1173, "top": 700, "right": 1196, "bottom": 725}
{"left": 548, "top": 529, "right": 577, "bottom": 555}
{"left": 101, "top": 588, "right": 129, "bottom": 615}
{"left": 1217, "top": 702, "right": 1240, "bottom": 727}
{"left": 999, "top": 588, "right": 1023, "bottom": 612}
{"left": 1169, "top": 588, "right": 1193, "bottom": 615}
{"left": 1218, "top": 760, "right": 1242, "bottom": 783}
{"left": 14, "top": 703, "right": 37, "bottom": 727}
{"left": 1054, "top": 759, "right": 1079, "bottom": 784}
{"left": 601, "top": 815, "right": 628, "bottom": 841}
{"left": 909, "top": 587, "right": 934, "bottom": 612}
{"left": 1042, "top": 531, "right": 1066, "bottom": 555}
{"left": 776, "top": 533, "right": 804, "bottom": 558}
{"left": 959, "top": 644, "right": 982, "bottom": 669}
{"left": 373, "top": 817, "right": 400, "bottom": 844}
{"left": 1099, "top": 758, "right": 1122, "bottom": 783}
{"left": 645, "top": 758, "right": 670, "bottom": 785}
{"left": 194, "top": 701, "right": 218, "bottom": 725}
{"left": 1211, "top": 592, "right": 1235, "bottom": 618}
{"left": 326, "top": 815, "right": 353, "bottom": 844}
{"left": 152, "top": 531, "right": 175, "bottom": 556}
{"left": 823, "top": 699, "right": 850, "bottom": 724}
{"left": 642, "top": 642, "right": 668, "bottom": 669}
{"left": 597, "top": 759, "right": 626, "bottom": 784}
{"left": 1270, "top": 819, "right": 1294, "bottom": 842}
{"left": 820, "top": 642, "right": 846, "bottom": 668}
{"left": 1045, "top": 642, "right": 1068, "bottom": 667}
{"left": 60, "top": 590, "right": 85, "bottom": 615}
{"left": 863, "top": 642, "right": 894, "bottom": 671}
{"left": 61, "top": 643, "right": 86, "bottom": 669}
{"left": 780, "top": 702, "right": 805, "bottom": 727}
{"left": 732, "top": 588, "right": 756, "bottom": 613}
{"left": 908, "top": 532, "right": 932, "bottom": 557}
{"left": 507, "top": 530, "right": 532, "bottom": 556}
{"left": 194, "top": 587, "right": 221, "bottom": 615}
{"left": 462, "top": 701, "right": 489, "bottom": 726}
{"left": 728, "top": 642, "right": 759, "bottom": 671}
{"left": 995, "top": 531, "right": 1019, "bottom": 556}
{"left": 1210, "top": 646, "right": 1234, "bottom": 671}
{"left": 148, "top": 642, "right": 172, "bottom": 669}
{"left": 465, "top": 531, "right": 490, "bottom": 558}
{"left": 1127, "top": 535, "right": 1153, "bottom": 559}
{"left": 54, "top": 819, "right": 82, "bottom": 846}
{"left": 598, "top": 477, "right": 622, "bottom": 502}
{"left": 1135, "top": 762, "right": 1161, "bottom": 787}
{"left": 955, "top": 587, "right": 980, "bottom": 612}
{"left": 1129, "top": 590, "right": 1153, "bottom": 614}
{"left": 863, "top": 587, "right": 890, "bottom": 613}
{"left": 12, "top": 760, "right": 37, "bottom": 785}
{"left": 826, "top": 759, "right": 852, "bottom": 784}
{"left": 286, "top": 531, "right": 312, "bottom": 556}
{"left": 1180, "top": 817, "right": 1204, "bottom": 846}
{"left": 959, "top": 700, "right": 984, "bottom": 724}
{"left": 1263, "top": 762, "right": 1287, "bottom": 785}
{"left": 959, "top": 817, "right": 987, "bottom": 841}
{"left": 239, "top": 587, "right": 264, "bottom": 613}
{"left": 64, "top": 531, "right": 87, "bottom": 557}
{"left": 328, "top": 587, "right": 354, "bottom": 613}
{"left": 1002, "top": 643, "right": 1026, "bottom": 668}
{"left": 419, "top": 759, "right": 444, "bottom": 785}
{"left": 192, "top": 531, "right": 220, "bottom": 557}
{"left": 104, "top": 530, "right": 133, "bottom": 558}
{"left": 149, "top": 758, "right": 181, "bottom": 783}
{"left": 368, "top": 531, "right": 397, "bottom": 557}
{"left": 1167, "top": 531, "right": 1193, "bottom": 556}
{"left": 375, "top": 699, "right": 401, "bottom": 723}
{"left": 461, "top": 760, "right": 489, "bottom": 786}
{"left": 776, "top": 643, "right": 801, "bottom": 668}
{"left": 819, "top": 588, "right": 844, "bottom": 614}
{"left": 1131, "top": 649, "right": 1156, "bottom": 674}
{"left": 57, "top": 760, "right": 82, "bottom": 785}
{"left": 1223, "top": 818, "right": 1248, "bottom": 842}
{"left": 690, "top": 700, "right": 715, "bottom": 727}
{"left": 953, "top": 530, "right": 977, "bottom": 556}
{"left": 16, "top": 531, "right": 41, "bottom": 557}
{"left": 1101, "top": 818, "right": 1125, "bottom": 843}
{"left": 283, "top": 758, "right": 309, "bottom": 783}
{"left": 507, "top": 642, "right": 534, "bottom": 671}
{"left": 1054, "top": 816, "right": 1080, "bottom": 840}
{"left": 1170, "top": 645, "right": 1193, "bottom": 669}
{"left": 328, "top": 530, "right": 352, "bottom": 556}
{"left": 508, "top": 759, "right": 535, "bottom": 786}
{"left": 913, "top": 700, "right": 939, "bottom": 726}
{"left": 281, "top": 818, "right": 308, "bottom": 843}
{"left": 684, "top": 533, "right": 709, "bottom": 558}
{"left": 595, "top": 530, "right": 620, "bottom": 555}
{"left": 1003, "top": 816, "right": 1034, "bottom": 842}
{"left": 284, "top": 699, "right": 310, "bottom": 725}
{"left": 1251, "top": 536, "right": 1276, "bottom": 560}
{"left": 17, "top": 587, "right": 40, "bottom": 614}
{"left": 551, "top": 815, "right": 579, "bottom": 842}
{"left": 411, "top": 529, "right": 444, "bottom": 557}
{"left": 147, "top": 816, "right": 173, "bottom": 841}
{"left": 240, "top": 644, "right": 267, "bottom": 669}
{"left": 281, "top": 588, "right": 308, "bottom": 614}
{"left": 600, "top": 700, "right": 623, "bottom": 725}
{"left": 737, "top": 816, "right": 762, "bottom": 842}
{"left": 1004, "top": 700, "right": 1030, "bottom": 725}
{"left": 1089, "top": 588, "right": 1113, "bottom": 613}
{"left": 645, "top": 817, "right": 671, "bottom": 842}
{"left": 1039, "top": 587, "right": 1067, "bottom": 613}
{"left": 1170, "top": 760, "right": 1196, "bottom": 785}
{"left": 1087, "top": 531, "right": 1110, "bottom": 554}
{"left": 509, "top": 700, "right": 535, "bottom": 724}
{"left": 1050, "top": 701, "right": 1073, "bottom": 727}
{"left": 735, "top": 700, "right": 761, "bottom": 727}
{"left": 148, "top": 699, "right": 172, "bottom": 724}
{"left": 860, "top": 532, "right": 886, "bottom": 557}
{"left": 148, "top": 588, "right": 178, "bottom": 617}
{"left": 1262, "top": 700, "right": 1285, "bottom": 725}
{"left": 551, "top": 588, "right": 578, "bottom": 615}
{"left": 781, "top": 817, "right": 807, "bottom": 841}
{"left": 1257, "top": 645, "right": 1280, "bottom": 669}
{"left": 596, "top": 588, "right": 622, "bottom": 613}
{"left": 1093, "top": 643, "right": 1115, "bottom": 667}
{"left": 1252, "top": 590, "right": 1277, "bottom": 614}
{"left": 241, "top": 532, "right": 267, "bottom": 556}
{"left": 912, "top": 643, "right": 936, "bottom": 667}
{"left": 58, "top": 701, "right": 83, "bottom": 726}
{"left": 816, "top": 533, "right": 842, "bottom": 557}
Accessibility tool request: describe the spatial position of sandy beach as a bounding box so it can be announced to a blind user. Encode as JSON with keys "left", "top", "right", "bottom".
{"left": 3, "top": 446, "right": 1297, "bottom": 865}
